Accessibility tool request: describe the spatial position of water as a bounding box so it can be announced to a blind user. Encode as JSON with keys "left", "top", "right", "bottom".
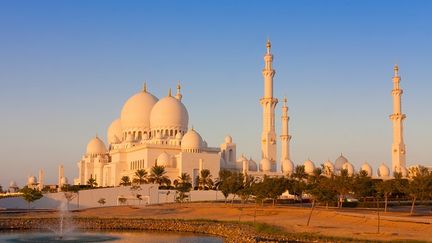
{"left": 0, "top": 231, "right": 224, "bottom": 243}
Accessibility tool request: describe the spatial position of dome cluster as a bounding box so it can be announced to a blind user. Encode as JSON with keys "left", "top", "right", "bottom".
{"left": 106, "top": 85, "right": 189, "bottom": 147}
{"left": 84, "top": 84, "right": 197, "bottom": 155}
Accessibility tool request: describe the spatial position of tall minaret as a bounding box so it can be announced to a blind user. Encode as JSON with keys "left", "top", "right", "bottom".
{"left": 389, "top": 64, "right": 406, "bottom": 173}
{"left": 260, "top": 40, "right": 278, "bottom": 165}
{"left": 280, "top": 97, "right": 292, "bottom": 163}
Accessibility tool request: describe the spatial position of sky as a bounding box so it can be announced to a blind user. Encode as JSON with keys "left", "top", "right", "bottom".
{"left": 0, "top": 0, "right": 431, "bottom": 187}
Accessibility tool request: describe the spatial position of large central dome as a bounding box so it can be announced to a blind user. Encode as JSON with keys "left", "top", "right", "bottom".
{"left": 120, "top": 88, "right": 158, "bottom": 135}
{"left": 150, "top": 93, "right": 188, "bottom": 135}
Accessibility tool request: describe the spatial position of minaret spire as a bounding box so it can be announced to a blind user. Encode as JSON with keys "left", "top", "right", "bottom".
{"left": 260, "top": 40, "right": 278, "bottom": 168}
{"left": 280, "top": 96, "right": 291, "bottom": 165}
{"left": 389, "top": 64, "right": 406, "bottom": 173}
{"left": 176, "top": 81, "right": 183, "bottom": 101}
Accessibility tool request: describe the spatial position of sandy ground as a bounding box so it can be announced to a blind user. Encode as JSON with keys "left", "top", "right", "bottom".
{"left": 4, "top": 203, "right": 432, "bottom": 242}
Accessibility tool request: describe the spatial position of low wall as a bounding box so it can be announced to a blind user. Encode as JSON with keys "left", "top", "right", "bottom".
{"left": 0, "top": 185, "right": 159, "bottom": 210}
{"left": 0, "top": 187, "right": 226, "bottom": 210}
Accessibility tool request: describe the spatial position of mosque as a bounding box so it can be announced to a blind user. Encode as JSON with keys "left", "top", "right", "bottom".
{"left": 68, "top": 40, "right": 409, "bottom": 188}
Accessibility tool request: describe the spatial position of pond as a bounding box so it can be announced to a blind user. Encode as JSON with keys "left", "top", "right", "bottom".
{"left": 0, "top": 231, "right": 224, "bottom": 243}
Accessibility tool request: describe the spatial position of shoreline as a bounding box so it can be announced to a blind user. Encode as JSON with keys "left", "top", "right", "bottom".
{"left": 0, "top": 216, "right": 379, "bottom": 243}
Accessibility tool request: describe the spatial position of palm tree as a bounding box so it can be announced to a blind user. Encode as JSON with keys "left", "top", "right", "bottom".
{"left": 87, "top": 175, "right": 98, "bottom": 188}
{"left": 198, "top": 169, "right": 214, "bottom": 190}
{"left": 148, "top": 165, "right": 170, "bottom": 187}
{"left": 174, "top": 173, "right": 192, "bottom": 202}
{"left": 119, "top": 176, "right": 131, "bottom": 186}
{"left": 133, "top": 169, "right": 148, "bottom": 185}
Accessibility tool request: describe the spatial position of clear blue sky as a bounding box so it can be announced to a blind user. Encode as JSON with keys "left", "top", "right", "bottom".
{"left": 1, "top": 0, "right": 431, "bottom": 187}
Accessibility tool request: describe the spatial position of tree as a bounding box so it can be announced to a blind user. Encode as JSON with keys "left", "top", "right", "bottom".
{"left": 62, "top": 184, "right": 79, "bottom": 210}
{"left": 267, "top": 176, "right": 287, "bottom": 206}
{"left": 215, "top": 170, "right": 232, "bottom": 202}
{"left": 119, "top": 176, "right": 131, "bottom": 186}
{"left": 237, "top": 174, "right": 255, "bottom": 203}
{"left": 289, "top": 165, "right": 308, "bottom": 205}
{"left": 222, "top": 172, "right": 244, "bottom": 203}
{"left": 353, "top": 170, "right": 375, "bottom": 205}
{"left": 20, "top": 186, "right": 43, "bottom": 209}
{"left": 392, "top": 172, "right": 409, "bottom": 205}
{"left": 407, "top": 166, "right": 432, "bottom": 215}
{"left": 334, "top": 169, "right": 353, "bottom": 208}
{"left": 198, "top": 169, "right": 214, "bottom": 190}
{"left": 133, "top": 169, "right": 148, "bottom": 185}
{"left": 375, "top": 179, "right": 394, "bottom": 213}
{"left": 148, "top": 165, "right": 171, "bottom": 187}
{"left": 87, "top": 175, "right": 98, "bottom": 188}
{"left": 0, "top": 185, "right": 3, "bottom": 193}
{"left": 174, "top": 172, "right": 192, "bottom": 202}
{"left": 98, "top": 198, "right": 106, "bottom": 206}
{"left": 118, "top": 197, "right": 127, "bottom": 205}
{"left": 251, "top": 179, "right": 268, "bottom": 206}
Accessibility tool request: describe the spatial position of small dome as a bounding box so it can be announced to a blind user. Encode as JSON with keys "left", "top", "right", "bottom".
{"left": 60, "top": 177, "right": 68, "bottom": 185}
{"left": 282, "top": 159, "right": 294, "bottom": 174}
{"left": 150, "top": 95, "right": 189, "bottom": 133}
{"left": 260, "top": 158, "right": 272, "bottom": 172}
{"left": 157, "top": 152, "right": 171, "bottom": 167}
{"left": 224, "top": 135, "right": 232, "bottom": 144}
{"left": 400, "top": 166, "right": 408, "bottom": 177}
{"left": 107, "top": 118, "right": 122, "bottom": 144}
{"left": 323, "top": 160, "right": 335, "bottom": 175}
{"left": 335, "top": 154, "right": 348, "bottom": 171}
{"left": 9, "top": 181, "right": 17, "bottom": 188}
{"left": 248, "top": 159, "right": 258, "bottom": 171}
{"left": 175, "top": 132, "right": 183, "bottom": 140}
{"left": 378, "top": 163, "right": 390, "bottom": 178}
{"left": 360, "top": 162, "right": 373, "bottom": 177}
{"left": 304, "top": 159, "right": 315, "bottom": 175}
{"left": 86, "top": 136, "right": 107, "bottom": 155}
{"left": 121, "top": 90, "right": 158, "bottom": 132}
{"left": 27, "top": 176, "right": 37, "bottom": 185}
{"left": 181, "top": 128, "right": 203, "bottom": 151}
{"left": 342, "top": 162, "right": 355, "bottom": 176}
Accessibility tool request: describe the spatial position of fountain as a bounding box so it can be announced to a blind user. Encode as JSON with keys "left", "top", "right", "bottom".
{"left": 1, "top": 198, "right": 119, "bottom": 242}
{"left": 0, "top": 196, "right": 222, "bottom": 242}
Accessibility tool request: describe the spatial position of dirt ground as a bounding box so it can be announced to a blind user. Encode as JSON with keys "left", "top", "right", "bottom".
{"left": 6, "top": 203, "right": 432, "bottom": 242}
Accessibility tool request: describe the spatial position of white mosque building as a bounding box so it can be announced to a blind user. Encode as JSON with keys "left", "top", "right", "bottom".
{"left": 72, "top": 40, "right": 410, "bottom": 188}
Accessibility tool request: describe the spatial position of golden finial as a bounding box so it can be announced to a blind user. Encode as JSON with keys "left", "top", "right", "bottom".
{"left": 142, "top": 82, "right": 147, "bottom": 92}
{"left": 168, "top": 88, "right": 172, "bottom": 97}
{"left": 266, "top": 38, "right": 271, "bottom": 54}
{"left": 394, "top": 64, "right": 399, "bottom": 77}
{"left": 177, "top": 80, "right": 181, "bottom": 90}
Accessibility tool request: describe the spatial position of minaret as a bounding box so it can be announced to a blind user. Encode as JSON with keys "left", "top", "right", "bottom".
{"left": 175, "top": 81, "right": 183, "bottom": 101}
{"left": 58, "top": 164, "right": 64, "bottom": 191}
{"left": 38, "top": 169, "right": 44, "bottom": 191}
{"left": 260, "top": 39, "right": 278, "bottom": 165}
{"left": 280, "top": 97, "right": 292, "bottom": 164}
{"left": 389, "top": 65, "right": 406, "bottom": 173}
